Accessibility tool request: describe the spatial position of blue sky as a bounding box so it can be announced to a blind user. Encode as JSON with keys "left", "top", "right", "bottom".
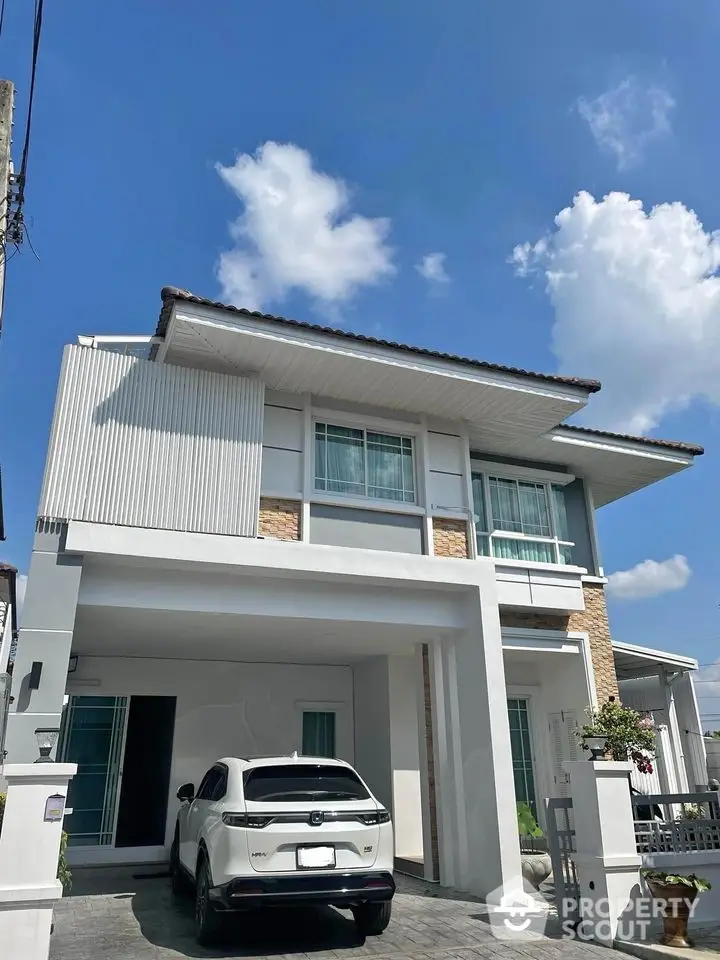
{"left": 1, "top": 1, "right": 719, "bottom": 719}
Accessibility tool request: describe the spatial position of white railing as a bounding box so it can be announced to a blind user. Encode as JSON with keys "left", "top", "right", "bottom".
{"left": 635, "top": 818, "right": 720, "bottom": 854}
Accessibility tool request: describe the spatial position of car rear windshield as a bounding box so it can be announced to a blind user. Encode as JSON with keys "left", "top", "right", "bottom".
{"left": 243, "top": 764, "right": 370, "bottom": 802}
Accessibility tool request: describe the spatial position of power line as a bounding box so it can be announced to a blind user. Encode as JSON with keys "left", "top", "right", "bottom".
{"left": 16, "top": 0, "right": 44, "bottom": 207}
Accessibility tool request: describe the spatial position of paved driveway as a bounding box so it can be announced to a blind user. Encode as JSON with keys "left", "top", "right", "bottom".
{"left": 50, "top": 867, "right": 607, "bottom": 960}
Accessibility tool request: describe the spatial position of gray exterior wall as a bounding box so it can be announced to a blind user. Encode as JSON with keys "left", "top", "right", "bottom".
{"left": 309, "top": 503, "right": 424, "bottom": 554}
{"left": 38, "top": 345, "right": 265, "bottom": 537}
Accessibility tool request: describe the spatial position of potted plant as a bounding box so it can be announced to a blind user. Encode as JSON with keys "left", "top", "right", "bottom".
{"left": 579, "top": 698, "right": 656, "bottom": 773}
{"left": 517, "top": 802, "right": 552, "bottom": 889}
{"left": 641, "top": 869, "right": 711, "bottom": 948}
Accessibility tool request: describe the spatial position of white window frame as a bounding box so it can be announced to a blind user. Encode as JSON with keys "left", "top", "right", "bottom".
{"left": 471, "top": 463, "right": 575, "bottom": 566}
{"left": 313, "top": 418, "right": 418, "bottom": 508}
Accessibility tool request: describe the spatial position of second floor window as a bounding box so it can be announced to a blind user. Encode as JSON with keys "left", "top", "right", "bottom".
{"left": 315, "top": 422, "right": 416, "bottom": 504}
{"left": 471, "top": 471, "right": 573, "bottom": 564}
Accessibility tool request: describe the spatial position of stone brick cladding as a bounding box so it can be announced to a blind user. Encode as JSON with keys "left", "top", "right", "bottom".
{"left": 499, "top": 582, "right": 619, "bottom": 702}
{"left": 422, "top": 644, "right": 440, "bottom": 881}
{"left": 432, "top": 518, "right": 470, "bottom": 559}
{"left": 257, "top": 498, "right": 301, "bottom": 541}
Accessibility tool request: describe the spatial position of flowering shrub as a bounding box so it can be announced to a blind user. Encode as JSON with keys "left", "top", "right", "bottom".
{"left": 580, "top": 698, "right": 656, "bottom": 773}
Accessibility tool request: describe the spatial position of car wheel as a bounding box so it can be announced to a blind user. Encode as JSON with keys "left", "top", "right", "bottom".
{"left": 195, "top": 856, "right": 223, "bottom": 946}
{"left": 353, "top": 901, "right": 392, "bottom": 936}
{"left": 170, "top": 828, "right": 189, "bottom": 897}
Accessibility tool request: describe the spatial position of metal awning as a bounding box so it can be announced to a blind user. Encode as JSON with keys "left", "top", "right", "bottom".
{"left": 613, "top": 640, "right": 697, "bottom": 681}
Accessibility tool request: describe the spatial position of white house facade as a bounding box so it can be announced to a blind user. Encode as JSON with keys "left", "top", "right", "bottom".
{"left": 5, "top": 287, "right": 704, "bottom": 898}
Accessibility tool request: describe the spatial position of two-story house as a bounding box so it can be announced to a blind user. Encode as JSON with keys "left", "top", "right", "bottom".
{"left": 5, "top": 287, "right": 704, "bottom": 898}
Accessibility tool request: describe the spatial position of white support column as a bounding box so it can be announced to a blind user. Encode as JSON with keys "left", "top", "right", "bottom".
{"left": 433, "top": 575, "right": 521, "bottom": 898}
{"left": 0, "top": 762, "right": 76, "bottom": 960}
{"left": 673, "top": 671, "right": 708, "bottom": 791}
{"left": 415, "top": 644, "right": 435, "bottom": 881}
{"left": 564, "top": 760, "right": 642, "bottom": 947}
{"left": 661, "top": 668, "right": 690, "bottom": 793}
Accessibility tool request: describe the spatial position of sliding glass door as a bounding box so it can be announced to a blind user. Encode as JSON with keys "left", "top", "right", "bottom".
{"left": 58, "top": 696, "right": 128, "bottom": 846}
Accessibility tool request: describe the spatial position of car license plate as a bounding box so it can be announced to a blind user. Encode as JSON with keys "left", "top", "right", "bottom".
{"left": 296, "top": 845, "right": 335, "bottom": 869}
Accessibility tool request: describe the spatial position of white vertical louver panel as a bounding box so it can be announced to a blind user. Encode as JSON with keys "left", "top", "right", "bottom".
{"left": 38, "top": 345, "right": 264, "bottom": 537}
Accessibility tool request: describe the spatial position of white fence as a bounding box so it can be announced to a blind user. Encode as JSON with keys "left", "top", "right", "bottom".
{"left": 633, "top": 791, "right": 720, "bottom": 924}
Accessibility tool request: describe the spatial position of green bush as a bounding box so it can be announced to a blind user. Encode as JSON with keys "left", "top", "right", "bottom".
{"left": 0, "top": 793, "right": 72, "bottom": 892}
{"left": 517, "top": 801, "right": 543, "bottom": 838}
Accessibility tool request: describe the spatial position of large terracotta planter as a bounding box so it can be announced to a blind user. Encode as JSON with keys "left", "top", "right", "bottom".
{"left": 646, "top": 881, "right": 698, "bottom": 948}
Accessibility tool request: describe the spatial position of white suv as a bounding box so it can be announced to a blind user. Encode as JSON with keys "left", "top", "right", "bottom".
{"left": 170, "top": 755, "right": 395, "bottom": 945}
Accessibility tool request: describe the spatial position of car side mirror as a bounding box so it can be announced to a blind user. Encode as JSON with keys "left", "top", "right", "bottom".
{"left": 177, "top": 782, "right": 195, "bottom": 802}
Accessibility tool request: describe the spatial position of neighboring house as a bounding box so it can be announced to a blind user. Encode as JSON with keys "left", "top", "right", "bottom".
{"left": 613, "top": 641, "right": 708, "bottom": 795}
{"left": 5, "top": 287, "right": 704, "bottom": 898}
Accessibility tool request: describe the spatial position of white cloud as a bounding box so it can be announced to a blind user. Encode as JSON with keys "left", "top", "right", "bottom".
{"left": 512, "top": 190, "right": 720, "bottom": 432}
{"left": 216, "top": 142, "right": 395, "bottom": 311}
{"left": 15, "top": 573, "right": 26, "bottom": 623}
{"left": 606, "top": 554, "right": 691, "bottom": 600}
{"left": 415, "top": 252, "right": 450, "bottom": 285}
{"left": 576, "top": 77, "right": 675, "bottom": 169}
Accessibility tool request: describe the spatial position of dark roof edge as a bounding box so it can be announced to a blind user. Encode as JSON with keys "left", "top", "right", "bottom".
{"left": 156, "top": 287, "right": 602, "bottom": 394}
{"left": 556, "top": 424, "right": 704, "bottom": 457}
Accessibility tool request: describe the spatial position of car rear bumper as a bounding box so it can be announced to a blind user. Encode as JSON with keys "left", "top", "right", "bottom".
{"left": 209, "top": 870, "right": 395, "bottom": 910}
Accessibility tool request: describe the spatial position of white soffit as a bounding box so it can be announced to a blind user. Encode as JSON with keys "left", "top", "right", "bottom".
{"left": 160, "top": 308, "right": 590, "bottom": 437}
{"left": 613, "top": 640, "right": 698, "bottom": 679}
{"left": 468, "top": 424, "right": 695, "bottom": 506}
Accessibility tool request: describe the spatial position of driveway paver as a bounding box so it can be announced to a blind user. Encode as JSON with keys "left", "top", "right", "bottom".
{"left": 49, "top": 867, "right": 609, "bottom": 960}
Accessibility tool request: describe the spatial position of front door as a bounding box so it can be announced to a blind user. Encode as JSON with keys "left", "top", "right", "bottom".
{"left": 59, "top": 696, "right": 128, "bottom": 846}
{"left": 60, "top": 694, "right": 177, "bottom": 851}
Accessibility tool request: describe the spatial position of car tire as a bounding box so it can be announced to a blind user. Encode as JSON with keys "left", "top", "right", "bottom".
{"left": 353, "top": 901, "right": 392, "bottom": 936}
{"left": 195, "top": 856, "right": 223, "bottom": 946}
{"left": 170, "top": 828, "right": 189, "bottom": 897}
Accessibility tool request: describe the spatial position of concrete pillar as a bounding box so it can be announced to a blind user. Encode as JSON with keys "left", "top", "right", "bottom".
{"left": 0, "top": 762, "right": 77, "bottom": 960}
{"left": 388, "top": 655, "right": 423, "bottom": 860}
{"left": 661, "top": 667, "right": 689, "bottom": 793}
{"left": 432, "top": 579, "right": 521, "bottom": 897}
{"left": 673, "top": 671, "right": 708, "bottom": 791}
{"left": 415, "top": 644, "right": 436, "bottom": 881}
{"left": 564, "top": 760, "right": 642, "bottom": 946}
{"left": 6, "top": 524, "right": 82, "bottom": 762}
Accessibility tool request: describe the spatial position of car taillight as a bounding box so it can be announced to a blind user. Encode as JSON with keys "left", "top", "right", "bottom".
{"left": 357, "top": 810, "right": 391, "bottom": 825}
{"left": 221, "top": 813, "right": 273, "bottom": 828}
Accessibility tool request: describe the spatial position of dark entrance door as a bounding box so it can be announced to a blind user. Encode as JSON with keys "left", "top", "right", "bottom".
{"left": 115, "top": 696, "right": 176, "bottom": 848}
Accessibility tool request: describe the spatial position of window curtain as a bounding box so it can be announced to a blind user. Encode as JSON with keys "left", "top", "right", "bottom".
{"left": 517, "top": 482, "right": 551, "bottom": 537}
{"left": 552, "top": 485, "right": 573, "bottom": 564}
{"left": 493, "top": 536, "right": 554, "bottom": 564}
{"left": 471, "top": 474, "right": 490, "bottom": 555}
{"left": 367, "top": 432, "right": 414, "bottom": 502}
{"left": 315, "top": 424, "right": 364, "bottom": 495}
{"left": 489, "top": 477, "right": 522, "bottom": 532}
{"left": 302, "top": 712, "right": 336, "bottom": 758}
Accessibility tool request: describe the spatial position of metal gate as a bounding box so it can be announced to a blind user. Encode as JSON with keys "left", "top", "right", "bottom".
{"left": 545, "top": 797, "right": 580, "bottom": 925}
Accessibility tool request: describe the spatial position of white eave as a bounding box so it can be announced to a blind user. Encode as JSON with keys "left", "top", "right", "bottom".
{"left": 613, "top": 640, "right": 698, "bottom": 680}
{"left": 144, "top": 298, "right": 702, "bottom": 508}
{"left": 158, "top": 302, "right": 593, "bottom": 441}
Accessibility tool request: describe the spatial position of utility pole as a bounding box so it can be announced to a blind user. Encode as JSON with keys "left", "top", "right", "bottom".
{"left": 0, "top": 80, "right": 14, "bottom": 334}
